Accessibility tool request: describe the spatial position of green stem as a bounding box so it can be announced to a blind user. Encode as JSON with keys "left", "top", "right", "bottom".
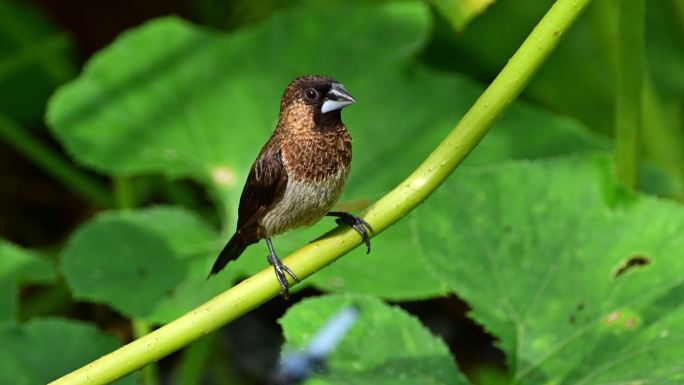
{"left": 113, "top": 177, "right": 136, "bottom": 209}
{"left": 113, "top": 179, "right": 157, "bottom": 385}
{"left": 614, "top": 0, "right": 645, "bottom": 189}
{"left": 0, "top": 113, "right": 113, "bottom": 207}
{"left": 173, "top": 337, "right": 214, "bottom": 385}
{"left": 48, "top": 0, "right": 592, "bottom": 384}
{"left": 131, "top": 320, "right": 160, "bottom": 385}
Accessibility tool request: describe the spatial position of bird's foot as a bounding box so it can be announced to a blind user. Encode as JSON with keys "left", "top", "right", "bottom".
{"left": 327, "top": 211, "right": 373, "bottom": 254}
{"left": 266, "top": 253, "right": 299, "bottom": 299}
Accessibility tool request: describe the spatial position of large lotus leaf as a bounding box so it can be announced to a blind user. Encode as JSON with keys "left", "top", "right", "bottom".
{"left": 47, "top": 2, "right": 606, "bottom": 210}
{"left": 0, "top": 318, "right": 135, "bottom": 384}
{"left": 46, "top": 2, "right": 431, "bottom": 194}
{"left": 414, "top": 155, "right": 684, "bottom": 383}
{"left": 52, "top": 1, "right": 609, "bottom": 304}
{"left": 232, "top": 63, "right": 605, "bottom": 299}
{"left": 54, "top": 60, "right": 610, "bottom": 302}
{"left": 279, "top": 294, "right": 469, "bottom": 385}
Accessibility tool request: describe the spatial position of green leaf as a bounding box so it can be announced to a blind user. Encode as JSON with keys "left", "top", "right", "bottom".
{"left": 250, "top": 65, "right": 604, "bottom": 299}
{"left": 49, "top": 1, "right": 608, "bottom": 302}
{"left": 47, "top": 2, "right": 430, "bottom": 184}
{"left": 0, "top": 0, "right": 75, "bottom": 125}
{"left": 279, "top": 294, "right": 469, "bottom": 385}
{"left": 433, "top": 0, "right": 684, "bottom": 195}
{"left": 430, "top": 0, "right": 615, "bottom": 133}
{"left": 47, "top": 2, "right": 605, "bottom": 210}
{"left": 0, "top": 240, "right": 55, "bottom": 283}
{"left": 0, "top": 240, "right": 55, "bottom": 324}
{"left": 61, "top": 206, "right": 225, "bottom": 324}
{"left": 231, "top": 214, "right": 451, "bottom": 300}
{"left": 340, "top": 66, "right": 607, "bottom": 199}
{"left": 645, "top": 1, "right": 684, "bottom": 99}
{"left": 0, "top": 318, "right": 135, "bottom": 385}
{"left": 414, "top": 155, "right": 684, "bottom": 383}
{"left": 428, "top": 0, "right": 496, "bottom": 32}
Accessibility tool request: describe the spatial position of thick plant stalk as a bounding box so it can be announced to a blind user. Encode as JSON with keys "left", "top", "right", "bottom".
{"left": 131, "top": 320, "right": 159, "bottom": 385}
{"left": 50, "top": 0, "right": 592, "bottom": 383}
{"left": 614, "top": 0, "right": 645, "bottom": 189}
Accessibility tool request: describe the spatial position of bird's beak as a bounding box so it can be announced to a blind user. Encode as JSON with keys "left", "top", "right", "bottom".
{"left": 321, "top": 83, "right": 356, "bottom": 114}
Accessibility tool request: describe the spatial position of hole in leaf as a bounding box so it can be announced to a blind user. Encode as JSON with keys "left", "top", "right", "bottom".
{"left": 612, "top": 255, "right": 651, "bottom": 278}
{"left": 568, "top": 301, "right": 585, "bottom": 324}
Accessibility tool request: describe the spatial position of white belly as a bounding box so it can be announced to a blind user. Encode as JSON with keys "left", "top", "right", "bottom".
{"left": 260, "top": 168, "right": 349, "bottom": 236}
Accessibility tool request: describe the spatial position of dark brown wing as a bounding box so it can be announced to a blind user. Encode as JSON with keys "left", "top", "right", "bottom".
{"left": 208, "top": 138, "right": 288, "bottom": 276}
{"left": 236, "top": 137, "right": 288, "bottom": 231}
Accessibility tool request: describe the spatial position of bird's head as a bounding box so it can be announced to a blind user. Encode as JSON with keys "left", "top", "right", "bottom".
{"left": 278, "top": 75, "right": 356, "bottom": 132}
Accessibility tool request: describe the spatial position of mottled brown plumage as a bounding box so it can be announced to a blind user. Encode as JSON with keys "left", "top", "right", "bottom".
{"left": 208, "top": 75, "right": 371, "bottom": 297}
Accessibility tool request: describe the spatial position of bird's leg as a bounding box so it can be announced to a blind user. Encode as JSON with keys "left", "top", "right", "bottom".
{"left": 265, "top": 238, "right": 299, "bottom": 299}
{"left": 326, "top": 211, "right": 373, "bottom": 254}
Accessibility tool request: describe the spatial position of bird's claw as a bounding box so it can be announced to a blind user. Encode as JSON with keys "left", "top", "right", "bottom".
{"left": 267, "top": 253, "right": 299, "bottom": 299}
{"left": 327, "top": 211, "right": 373, "bottom": 254}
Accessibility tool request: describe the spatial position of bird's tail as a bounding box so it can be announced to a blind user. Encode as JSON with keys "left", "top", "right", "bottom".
{"left": 208, "top": 231, "right": 253, "bottom": 277}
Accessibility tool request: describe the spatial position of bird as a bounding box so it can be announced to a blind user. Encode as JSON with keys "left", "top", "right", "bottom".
{"left": 208, "top": 75, "right": 372, "bottom": 298}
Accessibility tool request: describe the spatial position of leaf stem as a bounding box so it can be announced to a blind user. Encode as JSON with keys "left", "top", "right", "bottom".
{"left": 131, "top": 320, "right": 160, "bottom": 385}
{"left": 114, "top": 178, "right": 157, "bottom": 385}
{"left": 48, "top": 0, "right": 592, "bottom": 383}
{"left": 173, "top": 336, "right": 214, "bottom": 385}
{"left": 614, "top": 0, "right": 645, "bottom": 189}
{"left": 113, "top": 177, "right": 136, "bottom": 209}
{"left": 0, "top": 113, "right": 113, "bottom": 207}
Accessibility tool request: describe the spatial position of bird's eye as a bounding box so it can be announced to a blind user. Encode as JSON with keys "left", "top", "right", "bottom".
{"left": 304, "top": 88, "right": 319, "bottom": 101}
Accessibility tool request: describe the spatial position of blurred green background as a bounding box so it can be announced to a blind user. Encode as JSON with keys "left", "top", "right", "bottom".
{"left": 1, "top": 0, "right": 684, "bottom": 384}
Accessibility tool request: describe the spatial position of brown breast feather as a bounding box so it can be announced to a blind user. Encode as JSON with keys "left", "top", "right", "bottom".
{"left": 280, "top": 127, "right": 352, "bottom": 182}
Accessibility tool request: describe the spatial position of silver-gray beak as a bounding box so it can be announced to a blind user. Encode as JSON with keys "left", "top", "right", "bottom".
{"left": 321, "top": 83, "right": 356, "bottom": 114}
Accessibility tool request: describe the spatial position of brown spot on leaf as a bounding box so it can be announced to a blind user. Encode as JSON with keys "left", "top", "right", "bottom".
{"left": 605, "top": 311, "right": 621, "bottom": 324}
{"left": 612, "top": 255, "right": 651, "bottom": 278}
{"left": 625, "top": 316, "right": 639, "bottom": 329}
